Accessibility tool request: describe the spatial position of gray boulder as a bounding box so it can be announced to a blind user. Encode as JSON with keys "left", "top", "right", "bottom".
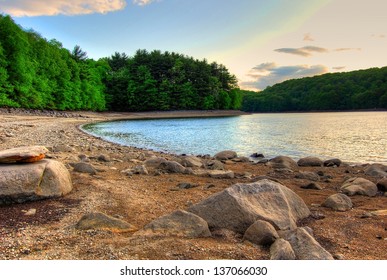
{"left": 203, "top": 160, "right": 224, "bottom": 170}
{"left": 270, "top": 238, "right": 296, "bottom": 260}
{"left": 188, "top": 179, "right": 310, "bottom": 233}
{"left": 73, "top": 162, "right": 97, "bottom": 175}
{"left": 279, "top": 227, "right": 334, "bottom": 260}
{"left": 341, "top": 177, "right": 378, "bottom": 197}
{"left": 139, "top": 210, "right": 211, "bottom": 238}
{"left": 159, "top": 161, "right": 186, "bottom": 173}
{"left": 207, "top": 170, "right": 235, "bottom": 179}
{"left": 295, "top": 171, "right": 320, "bottom": 181}
{"left": 144, "top": 157, "right": 167, "bottom": 168}
{"left": 131, "top": 165, "right": 149, "bottom": 175}
{"left": 0, "top": 159, "right": 72, "bottom": 205}
{"left": 324, "top": 158, "right": 342, "bottom": 167}
{"left": 364, "top": 164, "right": 387, "bottom": 177}
{"left": 0, "top": 145, "right": 48, "bottom": 163}
{"left": 322, "top": 193, "right": 353, "bottom": 211}
{"left": 214, "top": 150, "right": 238, "bottom": 161}
{"left": 297, "top": 157, "right": 323, "bottom": 167}
{"left": 243, "top": 220, "right": 279, "bottom": 245}
{"left": 75, "top": 212, "right": 137, "bottom": 233}
{"left": 180, "top": 156, "right": 203, "bottom": 168}
{"left": 268, "top": 156, "right": 298, "bottom": 170}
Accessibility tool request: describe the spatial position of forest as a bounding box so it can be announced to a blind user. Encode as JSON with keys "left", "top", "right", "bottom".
{"left": 242, "top": 67, "right": 387, "bottom": 112}
{"left": 0, "top": 15, "right": 242, "bottom": 111}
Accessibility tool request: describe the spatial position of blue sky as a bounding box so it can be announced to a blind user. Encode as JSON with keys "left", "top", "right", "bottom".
{"left": 1, "top": 0, "right": 387, "bottom": 90}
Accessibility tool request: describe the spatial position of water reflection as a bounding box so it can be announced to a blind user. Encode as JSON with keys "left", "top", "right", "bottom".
{"left": 83, "top": 112, "right": 387, "bottom": 163}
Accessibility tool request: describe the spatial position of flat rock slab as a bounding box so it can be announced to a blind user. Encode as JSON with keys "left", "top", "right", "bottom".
{"left": 138, "top": 210, "right": 211, "bottom": 238}
{"left": 279, "top": 227, "right": 334, "bottom": 260}
{"left": 0, "top": 146, "right": 48, "bottom": 163}
{"left": 75, "top": 212, "right": 137, "bottom": 233}
{"left": 0, "top": 159, "right": 72, "bottom": 205}
{"left": 188, "top": 179, "right": 310, "bottom": 233}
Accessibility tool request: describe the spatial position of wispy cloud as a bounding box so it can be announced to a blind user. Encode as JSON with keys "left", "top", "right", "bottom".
{"left": 332, "top": 66, "right": 346, "bottom": 70}
{"left": 275, "top": 46, "right": 328, "bottom": 57}
{"left": 241, "top": 63, "right": 328, "bottom": 91}
{"left": 132, "top": 0, "right": 155, "bottom": 5}
{"left": 371, "top": 34, "right": 385, "bottom": 39}
{"left": 334, "top": 48, "right": 361, "bottom": 52}
{"left": 0, "top": 0, "right": 127, "bottom": 17}
{"left": 303, "top": 33, "right": 315, "bottom": 42}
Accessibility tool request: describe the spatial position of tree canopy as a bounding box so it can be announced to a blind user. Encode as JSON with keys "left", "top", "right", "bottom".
{"left": 242, "top": 67, "right": 387, "bottom": 112}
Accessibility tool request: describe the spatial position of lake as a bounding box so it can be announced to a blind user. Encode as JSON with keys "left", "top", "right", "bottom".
{"left": 83, "top": 112, "right": 387, "bottom": 164}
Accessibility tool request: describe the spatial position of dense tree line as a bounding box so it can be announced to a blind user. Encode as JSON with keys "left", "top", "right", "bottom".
{"left": 0, "top": 15, "right": 242, "bottom": 111}
{"left": 242, "top": 67, "right": 387, "bottom": 112}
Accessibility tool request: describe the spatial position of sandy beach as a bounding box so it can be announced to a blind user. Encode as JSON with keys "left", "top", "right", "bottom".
{"left": 0, "top": 109, "right": 386, "bottom": 260}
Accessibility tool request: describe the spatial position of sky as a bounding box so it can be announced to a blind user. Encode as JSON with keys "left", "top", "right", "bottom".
{"left": 1, "top": 0, "right": 386, "bottom": 91}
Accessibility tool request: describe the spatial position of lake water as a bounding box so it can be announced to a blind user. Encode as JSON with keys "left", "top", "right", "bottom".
{"left": 83, "top": 112, "right": 387, "bottom": 163}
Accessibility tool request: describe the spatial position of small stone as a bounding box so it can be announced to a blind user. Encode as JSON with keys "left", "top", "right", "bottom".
{"left": 24, "top": 209, "right": 37, "bottom": 216}
{"left": 177, "top": 182, "right": 198, "bottom": 189}
{"left": 301, "top": 182, "right": 323, "bottom": 190}
{"left": 334, "top": 253, "right": 345, "bottom": 260}
{"left": 73, "top": 162, "right": 97, "bottom": 175}
{"left": 97, "top": 154, "right": 110, "bottom": 162}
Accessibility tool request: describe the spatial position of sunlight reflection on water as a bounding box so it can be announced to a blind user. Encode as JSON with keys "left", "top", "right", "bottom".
{"left": 83, "top": 112, "right": 387, "bottom": 163}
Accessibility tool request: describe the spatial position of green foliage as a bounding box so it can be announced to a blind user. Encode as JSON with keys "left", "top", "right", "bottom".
{"left": 242, "top": 67, "right": 387, "bottom": 112}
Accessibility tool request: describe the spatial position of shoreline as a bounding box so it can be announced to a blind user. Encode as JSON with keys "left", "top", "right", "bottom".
{"left": 0, "top": 110, "right": 386, "bottom": 260}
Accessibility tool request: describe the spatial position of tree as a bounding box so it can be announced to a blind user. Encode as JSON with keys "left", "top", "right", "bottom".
{"left": 72, "top": 45, "right": 88, "bottom": 61}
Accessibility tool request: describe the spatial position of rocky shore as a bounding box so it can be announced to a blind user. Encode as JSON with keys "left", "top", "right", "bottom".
{"left": 0, "top": 109, "right": 386, "bottom": 260}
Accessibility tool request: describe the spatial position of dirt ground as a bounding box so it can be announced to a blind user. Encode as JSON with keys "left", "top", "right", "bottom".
{"left": 0, "top": 110, "right": 386, "bottom": 260}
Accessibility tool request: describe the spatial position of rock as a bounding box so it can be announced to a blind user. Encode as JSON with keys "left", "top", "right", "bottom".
{"left": 322, "top": 194, "right": 353, "bottom": 211}
{"left": 279, "top": 227, "right": 334, "bottom": 260}
{"left": 97, "top": 154, "right": 110, "bottom": 162}
{"left": 232, "top": 157, "right": 250, "bottom": 163}
{"left": 180, "top": 156, "right": 203, "bottom": 168}
{"left": 251, "top": 153, "right": 265, "bottom": 158}
{"left": 75, "top": 212, "right": 137, "bottom": 233}
{"left": 268, "top": 156, "right": 298, "bottom": 170}
{"left": 188, "top": 179, "right": 311, "bottom": 233}
{"left": 295, "top": 171, "right": 320, "bottom": 181}
{"left": 203, "top": 160, "right": 224, "bottom": 170}
{"left": 364, "top": 164, "right": 387, "bottom": 177}
{"left": 301, "top": 182, "right": 323, "bottom": 190}
{"left": 207, "top": 170, "right": 235, "bottom": 179}
{"left": 131, "top": 165, "right": 149, "bottom": 175}
{"left": 0, "top": 146, "right": 48, "bottom": 163}
{"left": 243, "top": 220, "right": 279, "bottom": 246}
{"left": 341, "top": 177, "right": 378, "bottom": 197}
{"left": 324, "top": 158, "right": 342, "bottom": 167}
{"left": 367, "top": 210, "right": 387, "bottom": 216}
{"left": 0, "top": 159, "right": 72, "bottom": 205}
{"left": 270, "top": 238, "right": 296, "bottom": 260}
{"left": 78, "top": 154, "right": 90, "bottom": 162}
{"left": 214, "top": 150, "right": 238, "bottom": 161}
{"left": 159, "top": 161, "right": 186, "bottom": 173}
{"left": 144, "top": 157, "right": 167, "bottom": 168}
{"left": 297, "top": 157, "right": 323, "bottom": 167}
{"left": 177, "top": 182, "right": 198, "bottom": 189}
{"left": 334, "top": 253, "right": 345, "bottom": 260}
{"left": 73, "top": 162, "right": 97, "bottom": 175}
{"left": 52, "top": 144, "right": 74, "bottom": 153}
{"left": 377, "top": 178, "right": 387, "bottom": 192}
{"left": 139, "top": 210, "right": 211, "bottom": 238}
{"left": 24, "top": 208, "right": 37, "bottom": 216}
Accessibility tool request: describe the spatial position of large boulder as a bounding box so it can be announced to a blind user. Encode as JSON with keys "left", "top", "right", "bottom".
{"left": 377, "top": 178, "right": 387, "bottom": 192}
{"left": 159, "top": 161, "right": 186, "bottom": 173}
{"left": 322, "top": 193, "right": 353, "bottom": 212}
{"left": 75, "top": 212, "right": 137, "bottom": 233}
{"left": 0, "top": 159, "right": 72, "bottom": 205}
{"left": 144, "top": 157, "right": 167, "bottom": 168}
{"left": 214, "top": 150, "right": 238, "bottom": 161}
{"left": 188, "top": 179, "right": 310, "bottom": 233}
{"left": 297, "top": 157, "right": 323, "bottom": 167}
{"left": 364, "top": 164, "right": 387, "bottom": 177}
{"left": 0, "top": 146, "right": 48, "bottom": 163}
{"left": 139, "top": 210, "right": 211, "bottom": 238}
{"left": 279, "top": 227, "right": 334, "bottom": 260}
{"left": 268, "top": 156, "right": 298, "bottom": 170}
{"left": 341, "top": 177, "right": 378, "bottom": 197}
{"left": 324, "top": 158, "right": 342, "bottom": 167}
{"left": 203, "top": 159, "right": 224, "bottom": 170}
{"left": 179, "top": 156, "right": 203, "bottom": 168}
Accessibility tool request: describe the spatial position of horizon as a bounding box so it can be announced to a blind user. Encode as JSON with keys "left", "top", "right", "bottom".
{"left": 1, "top": 0, "right": 387, "bottom": 91}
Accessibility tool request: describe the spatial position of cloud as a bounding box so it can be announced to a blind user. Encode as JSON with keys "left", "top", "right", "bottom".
{"left": 241, "top": 63, "right": 328, "bottom": 91}
{"left": 303, "top": 33, "right": 315, "bottom": 42}
{"left": 132, "top": 0, "right": 155, "bottom": 5}
{"left": 334, "top": 48, "right": 361, "bottom": 52}
{"left": 0, "top": 0, "right": 127, "bottom": 17}
{"left": 371, "top": 34, "right": 386, "bottom": 39}
{"left": 275, "top": 46, "right": 328, "bottom": 57}
{"left": 332, "top": 66, "right": 346, "bottom": 70}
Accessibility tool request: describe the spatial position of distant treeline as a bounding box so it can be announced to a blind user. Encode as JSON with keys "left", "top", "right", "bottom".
{"left": 0, "top": 15, "right": 242, "bottom": 111}
{"left": 242, "top": 67, "right": 387, "bottom": 112}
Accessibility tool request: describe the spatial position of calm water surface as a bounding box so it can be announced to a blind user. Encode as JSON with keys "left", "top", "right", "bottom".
{"left": 83, "top": 112, "right": 387, "bottom": 163}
